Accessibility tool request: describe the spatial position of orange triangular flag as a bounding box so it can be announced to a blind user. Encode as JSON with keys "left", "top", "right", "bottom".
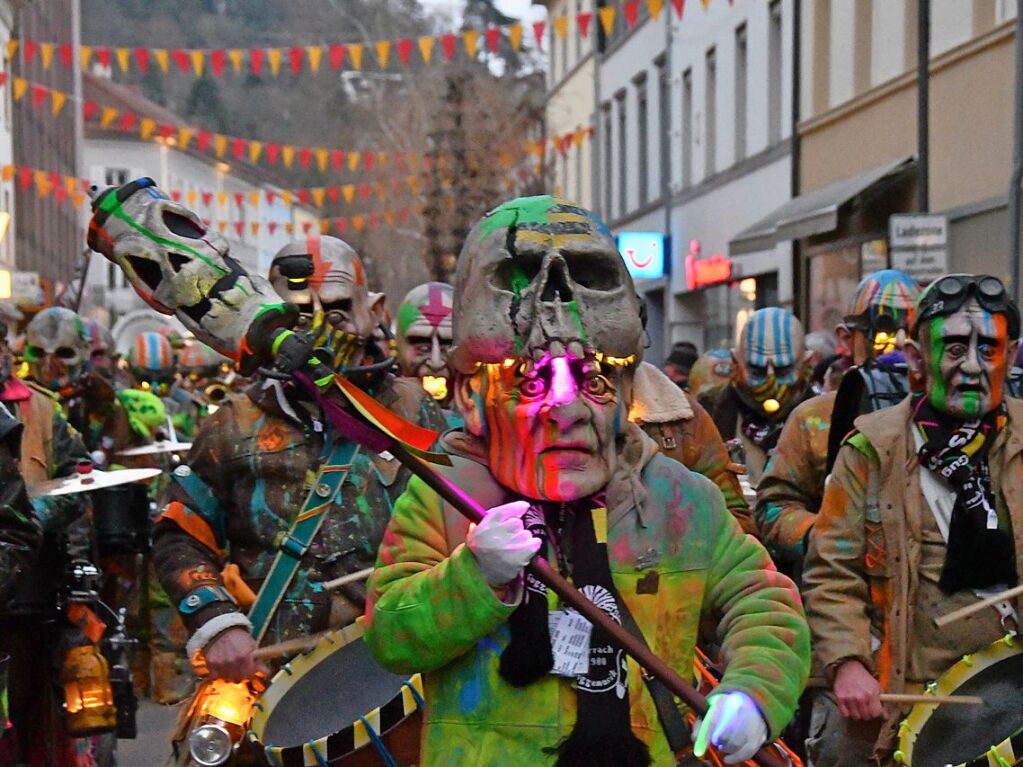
{"left": 311, "top": 188, "right": 326, "bottom": 207}
{"left": 248, "top": 141, "right": 262, "bottom": 164}
{"left": 217, "top": 191, "right": 228, "bottom": 207}
{"left": 315, "top": 148, "right": 329, "bottom": 173}
{"left": 153, "top": 49, "right": 169, "bottom": 73}
{"left": 701, "top": 0, "right": 711, "bottom": 8}
{"left": 178, "top": 128, "right": 194, "bottom": 149}
{"left": 384, "top": 210, "right": 396, "bottom": 226}
{"left": 349, "top": 43, "right": 363, "bottom": 70}
{"left": 347, "top": 152, "right": 360, "bottom": 172}
{"left": 227, "top": 49, "right": 243, "bottom": 73}
{"left": 186, "top": 190, "right": 197, "bottom": 208}
{"left": 406, "top": 175, "right": 419, "bottom": 194}
{"left": 72, "top": 191, "right": 86, "bottom": 208}
{"left": 79, "top": 46, "right": 92, "bottom": 70}
{"left": 190, "top": 50, "right": 205, "bottom": 77}
{"left": 217, "top": 220, "right": 227, "bottom": 233}
{"left": 281, "top": 191, "right": 293, "bottom": 207}
{"left": 307, "top": 46, "right": 323, "bottom": 73}
{"left": 34, "top": 170, "right": 50, "bottom": 199}
{"left": 0, "top": 165, "right": 13, "bottom": 181}
{"left": 509, "top": 24, "right": 523, "bottom": 51}
{"left": 417, "top": 36, "right": 434, "bottom": 64}
{"left": 648, "top": 0, "right": 665, "bottom": 19}
{"left": 50, "top": 91, "right": 66, "bottom": 116}
{"left": 101, "top": 106, "right": 118, "bottom": 128}
{"left": 248, "top": 191, "right": 260, "bottom": 208}
{"left": 140, "top": 118, "right": 156, "bottom": 140}
{"left": 267, "top": 48, "right": 282, "bottom": 76}
{"left": 553, "top": 16, "right": 570, "bottom": 40}
{"left": 599, "top": 6, "right": 616, "bottom": 35}
{"left": 115, "top": 47, "right": 130, "bottom": 73}
{"left": 282, "top": 145, "right": 295, "bottom": 168}
{"left": 285, "top": 222, "right": 294, "bottom": 235}
{"left": 11, "top": 78, "right": 26, "bottom": 102}
{"left": 463, "top": 30, "right": 479, "bottom": 58}
{"left": 319, "top": 219, "right": 330, "bottom": 234}
{"left": 352, "top": 214, "right": 365, "bottom": 233}
{"left": 214, "top": 134, "right": 228, "bottom": 158}
{"left": 342, "top": 185, "right": 355, "bottom": 204}
{"left": 40, "top": 43, "right": 54, "bottom": 70}
{"left": 5, "top": 40, "right": 17, "bottom": 61}
{"left": 251, "top": 221, "right": 260, "bottom": 236}
{"left": 375, "top": 40, "right": 391, "bottom": 69}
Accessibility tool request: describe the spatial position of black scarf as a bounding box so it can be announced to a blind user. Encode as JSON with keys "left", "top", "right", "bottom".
{"left": 913, "top": 396, "right": 1018, "bottom": 594}
{"left": 498, "top": 497, "right": 651, "bottom": 767}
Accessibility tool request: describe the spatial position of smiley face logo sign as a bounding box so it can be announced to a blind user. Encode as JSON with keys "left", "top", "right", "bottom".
{"left": 616, "top": 232, "right": 666, "bottom": 280}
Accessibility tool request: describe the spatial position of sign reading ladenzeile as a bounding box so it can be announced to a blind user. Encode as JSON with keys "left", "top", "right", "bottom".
{"left": 889, "top": 214, "right": 948, "bottom": 284}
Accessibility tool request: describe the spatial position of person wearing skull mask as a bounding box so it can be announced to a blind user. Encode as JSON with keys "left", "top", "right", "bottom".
{"left": 364, "top": 197, "right": 809, "bottom": 766}
{"left": 698, "top": 307, "right": 814, "bottom": 486}
{"left": 802, "top": 274, "right": 1023, "bottom": 766}
{"left": 395, "top": 281, "right": 455, "bottom": 409}
{"left": 151, "top": 231, "right": 446, "bottom": 692}
{"left": 755, "top": 270, "right": 921, "bottom": 568}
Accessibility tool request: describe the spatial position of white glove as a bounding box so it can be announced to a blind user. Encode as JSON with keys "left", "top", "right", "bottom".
{"left": 692, "top": 691, "right": 769, "bottom": 765}
{"left": 466, "top": 501, "right": 541, "bottom": 587}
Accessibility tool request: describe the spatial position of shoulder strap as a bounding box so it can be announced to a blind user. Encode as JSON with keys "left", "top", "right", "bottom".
{"left": 247, "top": 438, "right": 361, "bottom": 642}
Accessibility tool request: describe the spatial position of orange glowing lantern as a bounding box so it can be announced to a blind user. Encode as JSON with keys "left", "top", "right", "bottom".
{"left": 62, "top": 645, "right": 117, "bottom": 736}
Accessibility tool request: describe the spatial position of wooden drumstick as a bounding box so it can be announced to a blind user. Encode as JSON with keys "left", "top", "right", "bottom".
{"left": 879, "top": 693, "right": 984, "bottom": 706}
{"left": 252, "top": 630, "right": 333, "bottom": 661}
{"left": 933, "top": 582, "right": 1023, "bottom": 628}
{"left": 320, "top": 566, "right": 374, "bottom": 592}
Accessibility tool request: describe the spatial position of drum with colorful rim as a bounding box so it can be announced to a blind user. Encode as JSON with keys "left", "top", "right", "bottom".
{"left": 247, "top": 622, "right": 423, "bottom": 766}
{"left": 895, "top": 633, "right": 1023, "bottom": 766}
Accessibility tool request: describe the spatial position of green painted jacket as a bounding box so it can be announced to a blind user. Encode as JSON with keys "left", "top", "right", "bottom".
{"left": 364, "top": 424, "right": 810, "bottom": 766}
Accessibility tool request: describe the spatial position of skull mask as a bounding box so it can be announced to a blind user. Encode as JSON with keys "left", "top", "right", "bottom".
{"left": 733, "top": 307, "right": 811, "bottom": 420}
{"left": 87, "top": 178, "right": 297, "bottom": 374}
{"left": 83, "top": 319, "right": 116, "bottom": 376}
{"left": 396, "top": 282, "right": 454, "bottom": 403}
{"left": 129, "top": 331, "right": 176, "bottom": 389}
{"left": 25, "top": 307, "right": 91, "bottom": 394}
{"left": 268, "top": 235, "right": 376, "bottom": 373}
{"left": 449, "top": 196, "right": 644, "bottom": 372}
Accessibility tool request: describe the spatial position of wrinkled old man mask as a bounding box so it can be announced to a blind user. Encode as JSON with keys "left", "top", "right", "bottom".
{"left": 26, "top": 307, "right": 91, "bottom": 394}
{"left": 733, "top": 307, "right": 810, "bottom": 419}
{"left": 396, "top": 282, "right": 454, "bottom": 402}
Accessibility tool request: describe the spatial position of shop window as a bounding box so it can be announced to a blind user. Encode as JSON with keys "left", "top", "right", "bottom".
{"left": 735, "top": 23, "right": 748, "bottom": 162}
{"left": 657, "top": 56, "right": 670, "bottom": 196}
{"left": 636, "top": 76, "right": 649, "bottom": 206}
{"left": 616, "top": 90, "right": 627, "bottom": 217}
{"left": 682, "top": 68, "right": 693, "bottom": 188}
{"left": 104, "top": 167, "right": 130, "bottom": 186}
{"left": 768, "top": 0, "right": 783, "bottom": 144}
{"left": 602, "top": 103, "right": 613, "bottom": 218}
{"left": 705, "top": 47, "right": 717, "bottom": 176}
{"left": 808, "top": 245, "right": 862, "bottom": 333}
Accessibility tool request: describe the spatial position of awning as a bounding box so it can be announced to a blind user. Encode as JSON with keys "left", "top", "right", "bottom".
{"left": 728, "top": 157, "right": 915, "bottom": 256}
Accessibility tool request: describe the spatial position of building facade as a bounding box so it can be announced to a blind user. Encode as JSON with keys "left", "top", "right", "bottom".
{"left": 0, "top": 1, "right": 16, "bottom": 280}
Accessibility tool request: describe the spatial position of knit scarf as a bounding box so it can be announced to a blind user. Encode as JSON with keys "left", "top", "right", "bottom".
{"left": 498, "top": 497, "right": 651, "bottom": 767}
{"left": 913, "top": 396, "right": 1018, "bottom": 594}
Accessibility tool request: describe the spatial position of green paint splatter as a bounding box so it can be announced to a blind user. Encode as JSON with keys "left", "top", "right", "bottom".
{"left": 480, "top": 195, "right": 558, "bottom": 236}
{"left": 927, "top": 316, "right": 949, "bottom": 412}
{"left": 396, "top": 301, "right": 421, "bottom": 337}
{"left": 510, "top": 266, "right": 530, "bottom": 300}
{"left": 564, "top": 300, "right": 587, "bottom": 343}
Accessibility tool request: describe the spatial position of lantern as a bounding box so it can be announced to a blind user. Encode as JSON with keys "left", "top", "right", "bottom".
{"left": 188, "top": 679, "right": 259, "bottom": 767}
{"left": 62, "top": 645, "right": 116, "bottom": 736}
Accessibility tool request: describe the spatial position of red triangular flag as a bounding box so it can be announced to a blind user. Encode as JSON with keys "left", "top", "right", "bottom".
{"left": 210, "top": 49, "right": 226, "bottom": 77}
{"left": 396, "top": 38, "right": 413, "bottom": 66}
{"left": 30, "top": 84, "right": 48, "bottom": 109}
{"left": 233, "top": 192, "right": 244, "bottom": 209}
{"left": 83, "top": 101, "right": 99, "bottom": 121}
{"left": 296, "top": 189, "right": 310, "bottom": 205}
{"left": 363, "top": 152, "right": 375, "bottom": 172}
{"left": 672, "top": 0, "right": 685, "bottom": 18}
{"left": 288, "top": 46, "right": 303, "bottom": 74}
{"left": 23, "top": 40, "right": 38, "bottom": 65}
{"left": 234, "top": 221, "right": 244, "bottom": 237}
{"left": 624, "top": 1, "right": 640, "bottom": 28}
{"left": 201, "top": 191, "right": 213, "bottom": 206}
{"left": 231, "top": 138, "right": 246, "bottom": 161}
{"left": 17, "top": 167, "right": 31, "bottom": 191}
{"left": 399, "top": 207, "right": 410, "bottom": 224}
{"left": 393, "top": 152, "right": 405, "bottom": 170}
{"left": 265, "top": 191, "right": 276, "bottom": 205}
{"left": 0, "top": 72, "right": 9, "bottom": 87}
{"left": 53, "top": 184, "right": 67, "bottom": 206}
{"left": 329, "top": 44, "right": 346, "bottom": 70}
{"left": 532, "top": 21, "right": 546, "bottom": 46}
{"left": 298, "top": 147, "right": 312, "bottom": 169}
{"left": 95, "top": 47, "right": 112, "bottom": 69}
{"left": 330, "top": 150, "right": 344, "bottom": 172}
{"left": 358, "top": 183, "right": 370, "bottom": 200}
{"left": 302, "top": 221, "right": 313, "bottom": 234}
{"left": 265, "top": 143, "right": 280, "bottom": 165}
{"left": 119, "top": 112, "right": 138, "bottom": 132}
{"left": 486, "top": 27, "right": 501, "bottom": 53}
{"left": 196, "top": 131, "right": 212, "bottom": 152}
{"left": 369, "top": 211, "right": 379, "bottom": 229}
{"left": 441, "top": 34, "right": 456, "bottom": 61}
{"left": 577, "top": 12, "right": 593, "bottom": 38}
{"left": 250, "top": 48, "right": 265, "bottom": 75}
{"left": 268, "top": 221, "right": 278, "bottom": 235}
{"left": 160, "top": 123, "right": 175, "bottom": 139}
{"left": 327, "top": 186, "right": 339, "bottom": 204}
{"left": 59, "top": 44, "right": 73, "bottom": 70}
{"left": 134, "top": 47, "right": 150, "bottom": 74}
{"left": 335, "top": 218, "right": 347, "bottom": 236}
{"left": 171, "top": 190, "right": 182, "bottom": 202}
{"left": 171, "top": 49, "right": 190, "bottom": 73}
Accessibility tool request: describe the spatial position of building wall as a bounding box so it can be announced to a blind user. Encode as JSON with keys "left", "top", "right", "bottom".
{"left": 0, "top": 1, "right": 16, "bottom": 273}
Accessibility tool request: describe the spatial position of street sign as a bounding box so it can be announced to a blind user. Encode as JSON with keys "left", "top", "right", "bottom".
{"left": 617, "top": 232, "right": 666, "bottom": 280}
{"left": 889, "top": 214, "right": 948, "bottom": 283}
{"left": 11, "top": 271, "right": 42, "bottom": 303}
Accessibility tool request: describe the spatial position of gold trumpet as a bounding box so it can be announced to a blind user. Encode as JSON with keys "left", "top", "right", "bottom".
{"left": 203, "top": 382, "right": 230, "bottom": 404}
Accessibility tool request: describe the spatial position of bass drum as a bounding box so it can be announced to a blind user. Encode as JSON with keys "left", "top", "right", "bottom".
{"left": 247, "top": 622, "right": 423, "bottom": 766}
{"left": 895, "top": 634, "right": 1023, "bottom": 766}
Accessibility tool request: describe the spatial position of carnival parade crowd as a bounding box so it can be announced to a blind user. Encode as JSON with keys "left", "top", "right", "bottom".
{"left": 0, "top": 181, "right": 1020, "bottom": 767}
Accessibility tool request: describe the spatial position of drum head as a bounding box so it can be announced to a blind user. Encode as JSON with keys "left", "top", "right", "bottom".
{"left": 248, "top": 623, "right": 423, "bottom": 766}
{"left": 901, "top": 638, "right": 1023, "bottom": 767}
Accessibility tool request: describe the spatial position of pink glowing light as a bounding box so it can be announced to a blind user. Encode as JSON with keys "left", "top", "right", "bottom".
{"left": 550, "top": 355, "right": 576, "bottom": 406}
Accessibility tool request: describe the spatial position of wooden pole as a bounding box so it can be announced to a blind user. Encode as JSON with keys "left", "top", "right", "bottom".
{"left": 933, "top": 582, "right": 1023, "bottom": 628}
{"left": 879, "top": 693, "right": 983, "bottom": 706}
{"left": 320, "top": 567, "right": 374, "bottom": 592}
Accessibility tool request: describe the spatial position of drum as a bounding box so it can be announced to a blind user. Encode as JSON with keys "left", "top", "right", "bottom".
{"left": 92, "top": 485, "right": 152, "bottom": 556}
{"left": 247, "top": 622, "right": 423, "bottom": 767}
{"left": 2, "top": 531, "right": 66, "bottom": 616}
{"left": 895, "top": 634, "right": 1023, "bottom": 766}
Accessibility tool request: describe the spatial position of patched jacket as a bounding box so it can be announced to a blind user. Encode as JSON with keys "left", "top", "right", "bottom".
{"left": 152, "top": 375, "right": 446, "bottom": 646}
{"left": 364, "top": 424, "right": 810, "bottom": 766}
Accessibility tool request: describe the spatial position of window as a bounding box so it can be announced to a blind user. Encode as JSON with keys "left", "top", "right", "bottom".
{"left": 104, "top": 167, "right": 130, "bottom": 186}
{"left": 575, "top": 131, "right": 584, "bottom": 202}
{"left": 682, "top": 68, "right": 693, "bottom": 188}
{"left": 575, "top": 0, "right": 584, "bottom": 61}
{"left": 657, "top": 57, "right": 670, "bottom": 197}
{"left": 602, "top": 103, "right": 613, "bottom": 218}
{"left": 636, "top": 76, "right": 649, "bottom": 206}
{"left": 107, "top": 261, "right": 118, "bottom": 290}
{"left": 560, "top": 16, "right": 568, "bottom": 77}
{"left": 616, "top": 91, "right": 627, "bottom": 217}
{"left": 768, "top": 0, "right": 783, "bottom": 144}
{"left": 734, "top": 23, "right": 748, "bottom": 162}
{"left": 705, "top": 47, "right": 717, "bottom": 176}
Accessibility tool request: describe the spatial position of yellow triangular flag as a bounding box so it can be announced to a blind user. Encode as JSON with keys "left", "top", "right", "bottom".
{"left": 5, "top": 40, "right": 18, "bottom": 61}
{"left": 282, "top": 145, "right": 295, "bottom": 168}
{"left": 348, "top": 43, "right": 363, "bottom": 71}
{"left": 417, "top": 36, "right": 435, "bottom": 64}
{"left": 352, "top": 214, "right": 364, "bottom": 233}
{"left": 101, "top": 106, "right": 118, "bottom": 128}
{"left": 267, "top": 48, "right": 282, "bottom": 76}
{"left": 311, "top": 188, "right": 326, "bottom": 207}
{"left": 217, "top": 220, "right": 227, "bottom": 233}
{"left": 12, "top": 78, "right": 27, "bottom": 102}
{"left": 384, "top": 210, "right": 396, "bottom": 226}
{"left": 599, "top": 6, "right": 616, "bottom": 36}
{"left": 375, "top": 40, "right": 391, "bottom": 69}
{"left": 342, "top": 185, "right": 355, "bottom": 204}
{"left": 228, "top": 49, "right": 244, "bottom": 73}
{"left": 248, "top": 141, "right": 262, "bottom": 164}
{"left": 178, "top": 128, "right": 193, "bottom": 149}
{"left": 65, "top": 176, "right": 77, "bottom": 195}
{"left": 153, "top": 49, "right": 169, "bottom": 73}
{"left": 34, "top": 170, "right": 50, "bottom": 199}
{"left": 648, "top": 0, "right": 665, "bottom": 20}
{"left": 347, "top": 152, "right": 360, "bottom": 172}
{"left": 190, "top": 50, "right": 205, "bottom": 77}
{"left": 40, "top": 43, "right": 54, "bottom": 70}
{"left": 319, "top": 219, "right": 330, "bottom": 235}
{"left": 0, "top": 165, "right": 13, "bottom": 181}
{"left": 307, "top": 46, "right": 323, "bottom": 73}
{"left": 509, "top": 24, "right": 523, "bottom": 51}
{"left": 72, "top": 191, "right": 86, "bottom": 208}
{"left": 316, "top": 148, "right": 329, "bottom": 173}
{"left": 79, "top": 46, "right": 92, "bottom": 70}
{"left": 281, "top": 191, "right": 293, "bottom": 207}
{"left": 251, "top": 221, "right": 260, "bottom": 236}
{"left": 248, "top": 191, "right": 260, "bottom": 208}
{"left": 115, "top": 47, "right": 130, "bottom": 73}
{"left": 463, "top": 30, "right": 479, "bottom": 58}
{"left": 213, "top": 134, "right": 228, "bottom": 158}
{"left": 701, "top": 0, "right": 711, "bottom": 8}
{"left": 50, "top": 91, "right": 66, "bottom": 116}
{"left": 285, "top": 223, "right": 294, "bottom": 235}
{"left": 140, "top": 118, "right": 157, "bottom": 140}
{"left": 406, "top": 175, "right": 419, "bottom": 194}
{"left": 186, "top": 190, "right": 197, "bottom": 208}
{"left": 553, "top": 16, "right": 569, "bottom": 40}
{"left": 217, "top": 191, "right": 228, "bottom": 208}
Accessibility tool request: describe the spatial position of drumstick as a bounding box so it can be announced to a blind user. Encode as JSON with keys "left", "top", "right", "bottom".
{"left": 933, "top": 582, "right": 1023, "bottom": 628}
{"left": 252, "top": 630, "right": 333, "bottom": 661}
{"left": 879, "top": 693, "right": 984, "bottom": 706}
{"left": 320, "top": 567, "right": 374, "bottom": 592}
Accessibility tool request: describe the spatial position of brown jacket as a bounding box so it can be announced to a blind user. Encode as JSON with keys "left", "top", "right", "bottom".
{"left": 803, "top": 396, "right": 1023, "bottom": 758}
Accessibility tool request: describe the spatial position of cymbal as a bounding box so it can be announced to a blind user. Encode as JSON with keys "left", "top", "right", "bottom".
{"left": 28, "top": 467, "right": 163, "bottom": 498}
{"left": 116, "top": 441, "right": 193, "bottom": 457}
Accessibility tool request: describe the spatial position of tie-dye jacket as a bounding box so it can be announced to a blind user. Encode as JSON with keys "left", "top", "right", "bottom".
{"left": 364, "top": 424, "right": 810, "bottom": 766}
{"left": 802, "top": 396, "right": 1023, "bottom": 759}
{"left": 152, "top": 375, "right": 446, "bottom": 646}
{"left": 754, "top": 391, "right": 836, "bottom": 563}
